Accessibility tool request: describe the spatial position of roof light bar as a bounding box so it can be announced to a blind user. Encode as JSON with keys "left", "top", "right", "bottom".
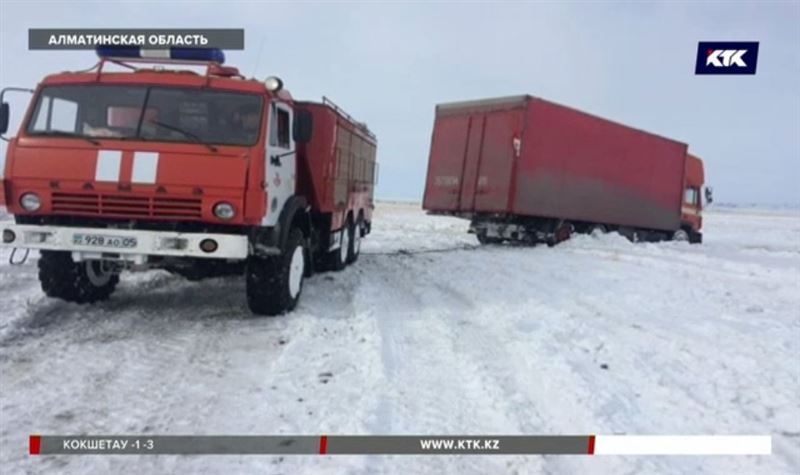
{"left": 96, "top": 46, "right": 225, "bottom": 64}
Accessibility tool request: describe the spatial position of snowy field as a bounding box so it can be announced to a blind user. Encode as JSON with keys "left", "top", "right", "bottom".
{"left": 1, "top": 203, "right": 798, "bottom": 474}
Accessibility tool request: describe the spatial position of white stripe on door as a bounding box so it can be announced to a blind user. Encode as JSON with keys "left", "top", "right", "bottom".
{"left": 132, "top": 152, "right": 159, "bottom": 184}
{"left": 95, "top": 150, "right": 122, "bottom": 182}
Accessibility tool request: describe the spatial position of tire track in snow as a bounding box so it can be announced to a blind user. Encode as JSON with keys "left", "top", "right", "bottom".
{"left": 355, "top": 254, "right": 548, "bottom": 475}
{"left": 412, "top": 250, "right": 629, "bottom": 475}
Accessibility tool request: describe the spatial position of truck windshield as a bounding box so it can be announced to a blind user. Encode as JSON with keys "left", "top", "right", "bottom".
{"left": 26, "top": 85, "right": 263, "bottom": 146}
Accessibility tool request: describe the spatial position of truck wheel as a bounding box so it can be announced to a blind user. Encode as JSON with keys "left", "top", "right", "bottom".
{"left": 246, "top": 228, "right": 306, "bottom": 316}
{"left": 672, "top": 229, "right": 690, "bottom": 242}
{"left": 476, "top": 230, "right": 502, "bottom": 245}
{"left": 325, "top": 223, "right": 349, "bottom": 271}
{"left": 549, "top": 222, "right": 574, "bottom": 246}
{"left": 347, "top": 218, "right": 361, "bottom": 264}
{"left": 38, "top": 251, "right": 119, "bottom": 304}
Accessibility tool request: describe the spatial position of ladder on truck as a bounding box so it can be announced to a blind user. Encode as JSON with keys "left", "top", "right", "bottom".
{"left": 322, "top": 96, "right": 376, "bottom": 141}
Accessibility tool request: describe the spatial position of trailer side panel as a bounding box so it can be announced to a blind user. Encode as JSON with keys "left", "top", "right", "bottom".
{"left": 513, "top": 99, "right": 686, "bottom": 231}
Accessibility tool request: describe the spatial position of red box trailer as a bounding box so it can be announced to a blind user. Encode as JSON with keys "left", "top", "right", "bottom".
{"left": 423, "top": 95, "right": 708, "bottom": 244}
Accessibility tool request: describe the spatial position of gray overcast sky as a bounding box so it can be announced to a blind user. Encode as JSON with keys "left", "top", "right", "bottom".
{"left": 1, "top": 1, "right": 798, "bottom": 205}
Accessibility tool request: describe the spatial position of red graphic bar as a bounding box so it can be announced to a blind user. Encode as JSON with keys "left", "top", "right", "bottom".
{"left": 29, "top": 435, "right": 41, "bottom": 455}
{"left": 319, "top": 435, "right": 328, "bottom": 455}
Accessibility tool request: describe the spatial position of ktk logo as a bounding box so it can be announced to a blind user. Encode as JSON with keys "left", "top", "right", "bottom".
{"left": 696, "top": 42, "right": 759, "bottom": 75}
{"left": 706, "top": 49, "right": 747, "bottom": 67}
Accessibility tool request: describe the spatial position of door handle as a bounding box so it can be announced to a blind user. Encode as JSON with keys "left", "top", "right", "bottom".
{"left": 270, "top": 150, "right": 296, "bottom": 167}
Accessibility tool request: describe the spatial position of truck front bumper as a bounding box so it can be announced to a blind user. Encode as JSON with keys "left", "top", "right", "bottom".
{"left": 0, "top": 224, "right": 249, "bottom": 261}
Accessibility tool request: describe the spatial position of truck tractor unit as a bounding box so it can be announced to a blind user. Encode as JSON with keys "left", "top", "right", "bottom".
{"left": 0, "top": 47, "right": 377, "bottom": 315}
{"left": 423, "top": 95, "right": 711, "bottom": 245}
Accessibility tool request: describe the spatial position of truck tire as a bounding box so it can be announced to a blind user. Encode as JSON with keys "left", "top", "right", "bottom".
{"left": 347, "top": 218, "right": 361, "bottom": 264}
{"left": 325, "top": 222, "right": 350, "bottom": 272}
{"left": 548, "top": 222, "right": 574, "bottom": 246}
{"left": 38, "top": 251, "right": 119, "bottom": 304}
{"left": 246, "top": 228, "right": 306, "bottom": 316}
{"left": 672, "top": 229, "right": 690, "bottom": 242}
{"left": 476, "top": 230, "right": 502, "bottom": 245}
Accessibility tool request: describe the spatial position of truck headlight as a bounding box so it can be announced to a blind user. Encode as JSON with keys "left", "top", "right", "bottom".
{"left": 20, "top": 193, "right": 42, "bottom": 211}
{"left": 213, "top": 202, "right": 235, "bottom": 220}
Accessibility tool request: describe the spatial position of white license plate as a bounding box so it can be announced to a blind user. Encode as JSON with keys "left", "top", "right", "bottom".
{"left": 72, "top": 233, "right": 138, "bottom": 249}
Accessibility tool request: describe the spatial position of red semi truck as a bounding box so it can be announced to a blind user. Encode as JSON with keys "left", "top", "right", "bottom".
{"left": 0, "top": 48, "right": 377, "bottom": 315}
{"left": 423, "top": 95, "right": 710, "bottom": 244}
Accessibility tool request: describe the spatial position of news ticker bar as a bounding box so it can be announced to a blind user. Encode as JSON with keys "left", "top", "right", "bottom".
{"left": 29, "top": 435, "right": 772, "bottom": 456}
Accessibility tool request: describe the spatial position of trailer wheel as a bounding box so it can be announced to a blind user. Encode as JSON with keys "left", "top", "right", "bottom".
{"left": 246, "top": 228, "right": 306, "bottom": 316}
{"left": 38, "top": 251, "right": 119, "bottom": 304}
{"left": 348, "top": 218, "right": 362, "bottom": 264}
{"left": 476, "top": 230, "right": 502, "bottom": 245}
{"left": 548, "top": 222, "right": 574, "bottom": 246}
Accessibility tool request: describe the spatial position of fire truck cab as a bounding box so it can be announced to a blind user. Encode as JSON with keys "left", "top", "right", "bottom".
{"left": 0, "top": 47, "right": 377, "bottom": 315}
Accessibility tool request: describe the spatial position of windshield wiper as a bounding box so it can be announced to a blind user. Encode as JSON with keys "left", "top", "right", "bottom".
{"left": 34, "top": 130, "right": 100, "bottom": 146}
{"left": 148, "top": 120, "right": 218, "bottom": 152}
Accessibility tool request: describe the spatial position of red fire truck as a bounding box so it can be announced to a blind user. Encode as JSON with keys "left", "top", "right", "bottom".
{"left": 0, "top": 48, "right": 377, "bottom": 315}
{"left": 423, "top": 95, "right": 711, "bottom": 245}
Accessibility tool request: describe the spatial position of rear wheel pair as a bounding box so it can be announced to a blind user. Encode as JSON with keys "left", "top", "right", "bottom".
{"left": 326, "top": 216, "right": 361, "bottom": 271}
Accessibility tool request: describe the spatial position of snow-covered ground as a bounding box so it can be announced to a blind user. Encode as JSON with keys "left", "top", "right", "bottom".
{"left": 1, "top": 203, "right": 798, "bottom": 474}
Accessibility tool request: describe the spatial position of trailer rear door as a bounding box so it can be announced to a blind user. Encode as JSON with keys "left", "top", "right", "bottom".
{"left": 471, "top": 109, "right": 523, "bottom": 212}
{"left": 423, "top": 114, "right": 470, "bottom": 211}
{"left": 456, "top": 115, "right": 484, "bottom": 210}
{"left": 424, "top": 96, "right": 526, "bottom": 213}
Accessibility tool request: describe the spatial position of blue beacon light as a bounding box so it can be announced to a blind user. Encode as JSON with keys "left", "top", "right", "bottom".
{"left": 96, "top": 47, "right": 225, "bottom": 64}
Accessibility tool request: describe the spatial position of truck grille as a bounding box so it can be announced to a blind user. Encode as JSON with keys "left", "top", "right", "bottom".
{"left": 51, "top": 192, "right": 202, "bottom": 220}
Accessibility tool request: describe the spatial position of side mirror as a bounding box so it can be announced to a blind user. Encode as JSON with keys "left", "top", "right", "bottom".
{"left": 293, "top": 109, "right": 313, "bottom": 144}
{"left": 0, "top": 103, "right": 9, "bottom": 135}
{"left": 704, "top": 186, "right": 713, "bottom": 205}
{"left": 0, "top": 87, "right": 35, "bottom": 140}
